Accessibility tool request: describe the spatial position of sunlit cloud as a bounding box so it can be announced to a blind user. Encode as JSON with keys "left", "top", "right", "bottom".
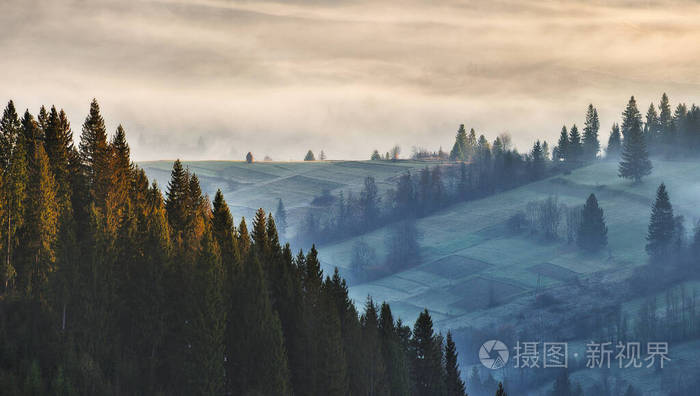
{"left": 1, "top": 0, "right": 699, "bottom": 160}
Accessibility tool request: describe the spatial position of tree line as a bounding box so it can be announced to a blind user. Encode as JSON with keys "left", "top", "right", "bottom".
{"left": 0, "top": 99, "right": 477, "bottom": 395}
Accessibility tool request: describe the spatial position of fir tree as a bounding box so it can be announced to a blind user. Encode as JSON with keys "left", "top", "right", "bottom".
{"left": 412, "top": 309, "right": 445, "bottom": 396}
{"left": 619, "top": 97, "right": 652, "bottom": 182}
{"left": 20, "top": 141, "right": 59, "bottom": 299}
{"left": 371, "top": 150, "right": 382, "bottom": 160}
{"left": 646, "top": 183, "right": 675, "bottom": 259}
{"left": 275, "top": 198, "right": 288, "bottom": 238}
{"left": 555, "top": 126, "right": 569, "bottom": 161}
{"left": 304, "top": 150, "right": 316, "bottom": 161}
{"left": 658, "top": 93, "right": 674, "bottom": 144}
{"left": 445, "top": 331, "right": 466, "bottom": 396}
{"left": 78, "top": 99, "right": 111, "bottom": 206}
{"left": 606, "top": 123, "right": 622, "bottom": 158}
{"left": 577, "top": 194, "right": 608, "bottom": 252}
{"left": 583, "top": 104, "right": 600, "bottom": 160}
{"left": 568, "top": 124, "right": 583, "bottom": 161}
{"left": 0, "top": 101, "right": 27, "bottom": 291}
{"left": 644, "top": 103, "right": 660, "bottom": 146}
{"left": 530, "top": 140, "right": 546, "bottom": 180}
{"left": 495, "top": 382, "right": 507, "bottom": 396}
{"left": 450, "top": 124, "right": 469, "bottom": 161}
{"left": 44, "top": 107, "right": 74, "bottom": 209}
{"left": 164, "top": 159, "right": 190, "bottom": 234}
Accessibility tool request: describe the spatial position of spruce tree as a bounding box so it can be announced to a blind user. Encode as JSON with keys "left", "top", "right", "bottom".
{"left": 412, "top": 309, "right": 444, "bottom": 396}
{"left": 360, "top": 297, "right": 388, "bottom": 395}
{"left": 644, "top": 103, "right": 660, "bottom": 146}
{"left": 44, "top": 107, "right": 74, "bottom": 209}
{"left": 619, "top": 97, "right": 652, "bottom": 182}
{"left": 658, "top": 93, "right": 674, "bottom": 144}
{"left": 20, "top": 141, "right": 59, "bottom": 299}
{"left": 304, "top": 150, "right": 316, "bottom": 161}
{"left": 646, "top": 183, "right": 675, "bottom": 259}
{"left": 78, "top": 99, "right": 111, "bottom": 207}
{"left": 568, "top": 124, "right": 583, "bottom": 161}
{"left": 530, "top": 140, "right": 546, "bottom": 180}
{"left": 0, "top": 101, "right": 27, "bottom": 291}
{"left": 607, "top": 123, "right": 622, "bottom": 158}
{"left": 583, "top": 104, "right": 600, "bottom": 160}
{"left": 164, "top": 159, "right": 190, "bottom": 234}
{"left": 109, "top": 125, "right": 132, "bottom": 208}
{"left": 450, "top": 124, "right": 469, "bottom": 161}
{"left": 555, "top": 126, "right": 569, "bottom": 161}
{"left": 495, "top": 382, "right": 507, "bottom": 396}
{"left": 445, "top": 331, "right": 466, "bottom": 396}
{"left": 577, "top": 194, "right": 608, "bottom": 252}
{"left": 275, "top": 198, "right": 288, "bottom": 238}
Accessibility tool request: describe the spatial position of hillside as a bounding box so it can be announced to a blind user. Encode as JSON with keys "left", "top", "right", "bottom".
{"left": 140, "top": 159, "right": 429, "bottom": 235}
{"left": 315, "top": 159, "right": 700, "bottom": 326}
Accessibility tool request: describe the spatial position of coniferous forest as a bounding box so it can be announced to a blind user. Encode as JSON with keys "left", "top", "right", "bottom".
{"left": 0, "top": 99, "right": 473, "bottom": 395}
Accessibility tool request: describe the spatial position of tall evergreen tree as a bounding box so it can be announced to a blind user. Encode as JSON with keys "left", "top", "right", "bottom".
{"left": 445, "top": 331, "right": 466, "bottom": 396}
{"left": 646, "top": 183, "right": 675, "bottom": 259}
{"left": 44, "top": 107, "right": 74, "bottom": 209}
{"left": 450, "top": 124, "right": 469, "bottom": 161}
{"left": 577, "top": 193, "right": 608, "bottom": 252}
{"left": 78, "top": 99, "right": 111, "bottom": 207}
{"left": 304, "top": 150, "right": 316, "bottom": 161}
{"left": 275, "top": 198, "right": 288, "bottom": 238}
{"left": 412, "top": 309, "right": 445, "bottom": 396}
{"left": 619, "top": 97, "right": 652, "bottom": 182}
{"left": 0, "top": 101, "right": 27, "bottom": 291}
{"left": 530, "top": 140, "right": 546, "bottom": 180}
{"left": 555, "top": 126, "right": 569, "bottom": 161}
{"left": 495, "top": 382, "right": 507, "bottom": 396}
{"left": 567, "top": 124, "right": 583, "bottom": 161}
{"left": 164, "top": 159, "right": 189, "bottom": 235}
{"left": 644, "top": 103, "right": 660, "bottom": 146}
{"left": 607, "top": 123, "right": 622, "bottom": 157}
{"left": 583, "top": 104, "right": 600, "bottom": 160}
{"left": 658, "top": 93, "right": 674, "bottom": 144}
{"left": 20, "top": 141, "right": 59, "bottom": 299}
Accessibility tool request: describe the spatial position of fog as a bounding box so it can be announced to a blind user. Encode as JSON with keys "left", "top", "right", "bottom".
{"left": 1, "top": 0, "right": 700, "bottom": 160}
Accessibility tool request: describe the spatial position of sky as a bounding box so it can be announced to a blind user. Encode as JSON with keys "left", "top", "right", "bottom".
{"left": 1, "top": 0, "right": 700, "bottom": 161}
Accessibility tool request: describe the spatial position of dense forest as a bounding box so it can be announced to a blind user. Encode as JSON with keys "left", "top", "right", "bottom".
{"left": 0, "top": 99, "right": 480, "bottom": 395}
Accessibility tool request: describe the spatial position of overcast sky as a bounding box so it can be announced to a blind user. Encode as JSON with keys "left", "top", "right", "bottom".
{"left": 1, "top": 0, "right": 700, "bottom": 161}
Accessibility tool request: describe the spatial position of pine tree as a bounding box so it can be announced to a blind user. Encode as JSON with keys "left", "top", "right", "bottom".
{"left": 360, "top": 297, "right": 388, "bottom": 395}
{"left": 445, "top": 331, "right": 466, "bottom": 396}
{"left": 646, "top": 183, "right": 675, "bottom": 259}
{"left": 619, "top": 97, "right": 652, "bottom": 182}
{"left": 450, "top": 124, "right": 469, "bottom": 161}
{"left": 304, "top": 150, "right": 316, "bottom": 161}
{"left": 555, "top": 126, "right": 569, "bottom": 161}
{"left": 577, "top": 193, "right": 608, "bottom": 252}
{"left": 0, "top": 101, "right": 27, "bottom": 291}
{"left": 568, "top": 124, "right": 582, "bottom": 161}
{"left": 378, "top": 302, "right": 411, "bottom": 396}
{"left": 371, "top": 150, "right": 382, "bottom": 160}
{"left": 606, "top": 123, "right": 622, "bottom": 158}
{"left": 109, "top": 125, "right": 132, "bottom": 209}
{"left": 583, "top": 104, "right": 600, "bottom": 160}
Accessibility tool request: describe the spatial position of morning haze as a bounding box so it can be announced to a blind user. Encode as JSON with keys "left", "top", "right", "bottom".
{"left": 2, "top": 0, "right": 699, "bottom": 160}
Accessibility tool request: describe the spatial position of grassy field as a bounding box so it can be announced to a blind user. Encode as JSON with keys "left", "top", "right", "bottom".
{"left": 140, "top": 159, "right": 429, "bottom": 236}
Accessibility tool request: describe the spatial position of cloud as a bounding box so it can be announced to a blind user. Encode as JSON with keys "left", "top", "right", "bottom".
{"left": 1, "top": 0, "right": 700, "bottom": 160}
